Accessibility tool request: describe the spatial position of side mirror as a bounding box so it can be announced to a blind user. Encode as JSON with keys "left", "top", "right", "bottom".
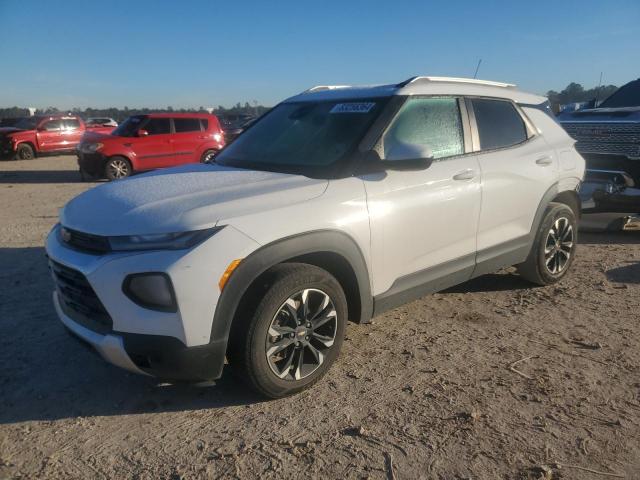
{"left": 378, "top": 141, "right": 433, "bottom": 171}
{"left": 137, "top": 129, "right": 149, "bottom": 137}
{"left": 386, "top": 141, "right": 433, "bottom": 161}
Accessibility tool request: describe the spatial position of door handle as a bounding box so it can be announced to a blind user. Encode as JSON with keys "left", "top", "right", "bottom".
{"left": 535, "top": 155, "right": 553, "bottom": 166}
{"left": 453, "top": 169, "right": 476, "bottom": 181}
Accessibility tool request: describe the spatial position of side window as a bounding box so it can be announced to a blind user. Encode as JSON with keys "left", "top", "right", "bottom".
{"left": 471, "top": 99, "right": 528, "bottom": 150}
{"left": 383, "top": 97, "right": 464, "bottom": 159}
{"left": 62, "top": 119, "right": 80, "bottom": 130}
{"left": 42, "top": 120, "right": 62, "bottom": 131}
{"left": 199, "top": 119, "right": 209, "bottom": 131}
{"left": 174, "top": 118, "right": 202, "bottom": 133}
{"left": 143, "top": 118, "right": 171, "bottom": 135}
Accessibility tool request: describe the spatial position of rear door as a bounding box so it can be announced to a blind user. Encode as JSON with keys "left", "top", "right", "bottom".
{"left": 468, "top": 98, "right": 558, "bottom": 260}
{"left": 132, "top": 117, "right": 174, "bottom": 170}
{"left": 60, "top": 118, "right": 83, "bottom": 150}
{"left": 171, "top": 117, "right": 205, "bottom": 165}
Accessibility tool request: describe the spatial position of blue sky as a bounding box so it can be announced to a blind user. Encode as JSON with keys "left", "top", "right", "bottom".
{"left": 0, "top": 0, "right": 638, "bottom": 109}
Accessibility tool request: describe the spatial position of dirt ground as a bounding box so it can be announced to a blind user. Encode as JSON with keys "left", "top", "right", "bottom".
{"left": 1, "top": 156, "right": 639, "bottom": 480}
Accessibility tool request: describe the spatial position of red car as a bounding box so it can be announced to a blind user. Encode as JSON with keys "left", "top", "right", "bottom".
{"left": 77, "top": 113, "right": 225, "bottom": 180}
{"left": 0, "top": 115, "right": 114, "bottom": 160}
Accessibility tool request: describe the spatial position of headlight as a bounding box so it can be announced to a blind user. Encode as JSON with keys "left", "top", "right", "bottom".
{"left": 108, "top": 226, "right": 223, "bottom": 251}
{"left": 82, "top": 142, "right": 103, "bottom": 153}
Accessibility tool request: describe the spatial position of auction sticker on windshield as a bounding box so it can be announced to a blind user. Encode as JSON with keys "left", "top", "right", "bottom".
{"left": 330, "top": 102, "right": 376, "bottom": 114}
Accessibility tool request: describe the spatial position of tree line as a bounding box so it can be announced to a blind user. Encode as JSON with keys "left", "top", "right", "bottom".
{"left": 0, "top": 82, "right": 624, "bottom": 120}
{"left": 546, "top": 82, "right": 618, "bottom": 108}
{"left": 0, "top": 102, "right": 270, "bottom": 121}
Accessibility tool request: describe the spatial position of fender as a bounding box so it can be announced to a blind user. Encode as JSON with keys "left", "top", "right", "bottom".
{"left": 210, "top": 229, "right": 373, "bottom": 344}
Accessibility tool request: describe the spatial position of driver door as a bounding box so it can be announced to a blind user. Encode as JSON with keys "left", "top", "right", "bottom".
{"left": 36, "top": 119, "right": 64, "bottom": 152}
{"left": 362, "top": 97, "right": 482, "bottom": 298}
{"left": 133, "top": 117, "right": 175, "bottom": 170}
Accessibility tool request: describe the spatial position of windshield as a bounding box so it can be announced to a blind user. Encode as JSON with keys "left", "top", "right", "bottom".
{"left": 215, "top": 99, "right": 384, "bottom": 175}
{"left": 112, "top": 115, "right": 146, "bottom": 137}
{"left": 11, "top": 117, "right": 39, "bottom": 130}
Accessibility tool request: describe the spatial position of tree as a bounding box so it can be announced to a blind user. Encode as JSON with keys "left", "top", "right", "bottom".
{"left": 547, "top": 82, "right": 618, "bottom": 108}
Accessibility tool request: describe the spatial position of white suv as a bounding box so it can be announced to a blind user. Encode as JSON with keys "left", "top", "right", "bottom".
{"left": 46, "top": 76, "right": 585, "bottom": 397}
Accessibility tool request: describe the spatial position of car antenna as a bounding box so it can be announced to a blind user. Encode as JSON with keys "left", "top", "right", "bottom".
{"left": 594, "top": 71, "right": 603, "bottom": 106}
{"left": 473, "top": 59, "right": 482, "bottom": 79}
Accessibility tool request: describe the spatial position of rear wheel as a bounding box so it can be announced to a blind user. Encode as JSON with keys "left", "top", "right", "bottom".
{"left": 15, "top": 144, "right": 35, "bottom": 160}
{"left": 201, "top": 149, "right": 218, "bottom": 163}
{"left": 517, "top": 202, "right": 577, "bottom": 285}
{"left": 105, "top": 156, "right": 132, "bottom": 180}
{"left": 228, "top": 263, "right": 347, "bottom": 398}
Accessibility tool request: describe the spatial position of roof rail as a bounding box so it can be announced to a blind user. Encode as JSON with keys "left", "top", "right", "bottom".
{"left": 398, "top": 76, "right": 516, "bottom": 89}
{"left": 304, "top": 85, "right": 351, "bottom": 93}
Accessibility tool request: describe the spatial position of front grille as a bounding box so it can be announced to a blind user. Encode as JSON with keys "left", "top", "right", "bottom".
{"left": 562, "top": 122, "right": 640, "bottom": 158}
{"left": 62, "top": 227, "right": 111, "bottom": 254}
{"left": 50, "top": 260, "right": 113, "bottom": 334}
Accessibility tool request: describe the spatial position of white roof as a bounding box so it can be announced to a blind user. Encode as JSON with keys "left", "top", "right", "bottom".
{"left": 287, "top": 76, "right": 546, "bottom": 105}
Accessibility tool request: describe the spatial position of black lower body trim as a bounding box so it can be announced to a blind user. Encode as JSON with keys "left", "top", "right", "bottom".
{"left": 121, "top": 333, "right": 226, "bottom": 382}
{"left": 372, "top": 235, "right": 532, "bottom": 317}
{"left": 372, "top": 254, "right": 475, "bottom": 316}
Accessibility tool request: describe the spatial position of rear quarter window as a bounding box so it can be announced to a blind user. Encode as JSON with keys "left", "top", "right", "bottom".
{"left": 471, "top": 99, "right": 528, "bottom": 150}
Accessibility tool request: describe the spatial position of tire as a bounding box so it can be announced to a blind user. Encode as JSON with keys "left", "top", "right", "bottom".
{"left": 105, "top": 156, "right": 132, "bottom": 180}
{"left": 15, "top": 143, "right": 35, "bottom": 160}
{"left": 517, "top": 202, "right": 577, "bottom": 285}
{"left": 228, "top": 263, "right": 347, "bottom": 398}
{"left": 200, "top": 149, "right": 218, "bottom": 163}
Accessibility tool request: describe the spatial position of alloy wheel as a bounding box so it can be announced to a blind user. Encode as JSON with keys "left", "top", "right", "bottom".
{"left": 544, "top": 217, "right": 574, "bottom": 274}
{"left": 108, "top": 159, "right": 129, "bottom": 179}
{"left": 266, "top": 288, "right": 337, "bottom": 381}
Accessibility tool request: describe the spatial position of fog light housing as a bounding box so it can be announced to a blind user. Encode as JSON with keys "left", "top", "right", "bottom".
{"left": 123, "top": 273, "right": 177, "bottom": 312}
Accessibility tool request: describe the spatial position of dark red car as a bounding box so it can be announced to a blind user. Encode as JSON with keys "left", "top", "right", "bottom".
{"left": 77, "top": 113, "right": 225, "bottom": 180}
{"left": 0, "top": 115, "right": 114, "bottom": 160}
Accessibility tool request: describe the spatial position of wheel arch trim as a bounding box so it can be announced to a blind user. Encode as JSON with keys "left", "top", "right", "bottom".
{"left": 210, "top": 229, "right": 373, "bottom": 345}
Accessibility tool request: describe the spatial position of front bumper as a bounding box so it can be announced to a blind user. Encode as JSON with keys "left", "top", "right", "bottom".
{"left": 580, "top": 169, "right": 640, "bottom": 214}
{"left": 46, "top": 223, "right": 260, "bottom": 381}
{"left": 1, "top": 138, "right": 15, "bottom": 158}
{"left": 53, "top": 291, "right": 147, "bottom": 375}
{"left": 77, "top": 151, "right": 108, "bottom": 176}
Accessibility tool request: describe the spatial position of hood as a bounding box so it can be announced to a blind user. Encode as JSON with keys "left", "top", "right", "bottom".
{"left": 557, "top": 106, "right": 640, "bottom": 123}
{"left": 0, "top": 127, "right": 28, "bottom": 136}
{"left": 61, "top": 164, "right": 328, "bottom": 236}
{"left": 80, "top": 130, "right": 113, "bottom": 143}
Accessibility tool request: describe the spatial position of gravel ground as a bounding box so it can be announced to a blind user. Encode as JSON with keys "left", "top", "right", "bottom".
{"left": 1, "top": 156, "right": 639, "bottom": 480}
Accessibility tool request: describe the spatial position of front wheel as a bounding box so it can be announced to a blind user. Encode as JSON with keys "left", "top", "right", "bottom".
{"left": 228, "top": 263, "right": 347, "bottom": 398}
{"left": 105, "top": 156, "right": 132, "bottom": 180}
{"left": 517, "top": 202, "right": 577, "bottom": 285}
{"left": 15, "top": 144, "right": 35, "bottom": 160}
